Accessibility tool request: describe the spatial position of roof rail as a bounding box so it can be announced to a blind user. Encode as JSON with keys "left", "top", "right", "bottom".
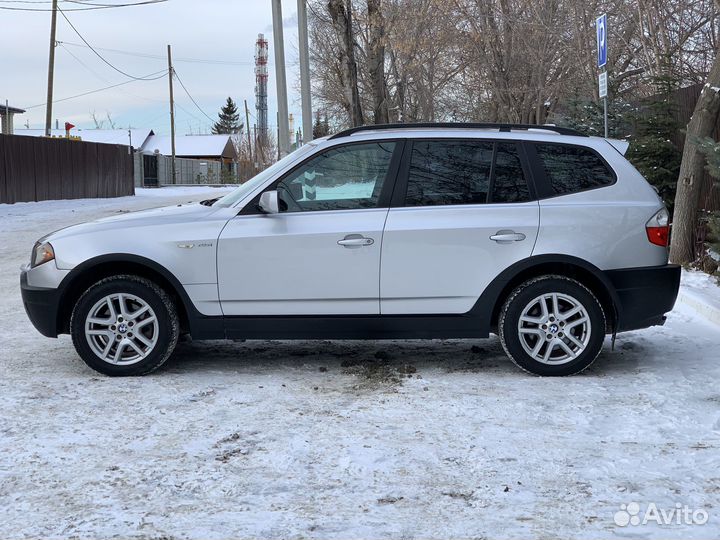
{"left": 328, "top": 122, "right": 588, "bottom": 140}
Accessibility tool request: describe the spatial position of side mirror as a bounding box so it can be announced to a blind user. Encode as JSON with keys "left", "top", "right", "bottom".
{"left": 258, "top": 190, "right": 279, "bottom": 214}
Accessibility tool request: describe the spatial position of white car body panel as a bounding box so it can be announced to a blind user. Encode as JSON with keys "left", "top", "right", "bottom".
{"left": 46, "top": 203, "right": 237, "bottom": 315}
{"left": 24, "top": 128, "right": 670, "bottom": 322}
{"left": 532, "top": 139, "right": 667, "bottom": 269}
{"left": 23, "top": 260, "right": 69, "bottom": 289}
{"left": 217, "top": 209, "right": 388, "bottom": 315}
{"left": 380, "top": 202, "right": 539, "bottom": 314}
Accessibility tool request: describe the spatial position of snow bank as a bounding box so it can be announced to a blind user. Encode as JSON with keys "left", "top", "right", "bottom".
{"left": 1, "top": 188, "right": 719, "bottom": 539}
{"left": 678, "top": 269, "right": 720, "bottom": 326}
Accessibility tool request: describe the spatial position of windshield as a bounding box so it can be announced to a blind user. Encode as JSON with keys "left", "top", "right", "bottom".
{"left": 213, "top": 143, "right": 320, "bottom": 207}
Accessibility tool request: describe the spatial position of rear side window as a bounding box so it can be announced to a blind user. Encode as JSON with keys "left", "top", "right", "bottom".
{"left": 406, "top": 140, "right": 493, "bottom": 206}
{"left": 491, "top": 143, "right": 531, "bottom": 203}
{"left": 534, "top": 143, "right": 615, "bottom": 195}
{"left": 404, "top": 140, "right": 530, "bottom": 206}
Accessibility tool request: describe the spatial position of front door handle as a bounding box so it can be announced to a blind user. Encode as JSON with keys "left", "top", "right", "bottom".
{"left": 489, "top": 230, "right": 526, "bottom": 243}
{"left": 338, "top": 234, "right": 374, "bottom": 248}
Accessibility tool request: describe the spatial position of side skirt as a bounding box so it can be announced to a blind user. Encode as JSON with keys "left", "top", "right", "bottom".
{"left": 191, "top": 313, "right": 492, "bottom": 341}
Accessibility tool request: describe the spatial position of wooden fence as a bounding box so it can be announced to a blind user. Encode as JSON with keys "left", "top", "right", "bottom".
{"left": 0, "top": 134, "right": 134, "bottom": 204}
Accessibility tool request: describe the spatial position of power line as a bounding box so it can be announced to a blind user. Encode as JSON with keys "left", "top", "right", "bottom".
{"left": 57, "top": 7, "right": 169, "bottom": 80}
{"left": 58, "top": 41, "right": 107, "bottom": 81}
{"left": 23, "top": 69, "right": 167, "bottom": 109}
{"left": 64, "top": 0, "right": 166, "bottom": 6}
{"left": 58, "top": 41, "right": 257, "bottom": 66}
{"left": 59, "top": 42, "right": 168, "bottom": 106}
{"left": 172, "top": 69, "right": 216, "bottom": 124}
{"left": 175, "top": 102, "right": 208, "bottom": 126}
{"left": 0, "top": 0, "right": 165, "bottom": 10}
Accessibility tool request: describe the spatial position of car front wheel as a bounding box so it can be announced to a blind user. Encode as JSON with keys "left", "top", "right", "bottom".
{"left": 499, "top": 275, "right": 606, "bottom": 376}
{"left": 70, "top": 275, "right": 179, "bottom": 376}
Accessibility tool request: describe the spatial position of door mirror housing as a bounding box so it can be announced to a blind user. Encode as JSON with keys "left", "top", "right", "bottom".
{"left": 258, "top": 190, "right": 280, "bottom": 214}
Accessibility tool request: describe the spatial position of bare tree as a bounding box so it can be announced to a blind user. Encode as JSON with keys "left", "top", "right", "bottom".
{"left": 328, "top": 0, "right": 364, "bottom": 126}
{"left": 308, "top": 0, "right": 719, "bottom": 132}
{"left": 367, "top": 0, "right": 389, "bottom": 123}
{"left": 670, "top": 48, "right": 720, "bottom": 263}
{"left": 90, "top": 110, "right": 104, "bottom": 129}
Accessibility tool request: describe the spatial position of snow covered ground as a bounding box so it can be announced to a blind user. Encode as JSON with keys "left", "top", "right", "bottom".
{"left": 1, "top": 187, "right": 719, "bottom": 539}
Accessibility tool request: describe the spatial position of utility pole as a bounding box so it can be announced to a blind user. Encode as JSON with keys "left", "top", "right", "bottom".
{"left": 44, "top": 0, "right": 58, "bottom": 137}
{"left": 297, "top": 0, "right": 312, "bottom": 143}
{"left": 271, "top": 0, "right": 290, "bottom": 157}
{"left": 244, "top": 99, "right": 253, "bottom": 166}
{"left": 167, "top": 44, "right": 177, "bottom": 183}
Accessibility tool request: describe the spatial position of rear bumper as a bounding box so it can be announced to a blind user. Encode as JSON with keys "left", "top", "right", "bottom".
{"left": 21, "top": 270, "right": 61, "bottom": 338}
{"left": 605, "top": 264, "right": 681, "bottom": 332}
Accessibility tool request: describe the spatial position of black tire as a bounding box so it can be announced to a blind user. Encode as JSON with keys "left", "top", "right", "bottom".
{"left": 499, "top": 275, "right": 606, "bottom": 376}
{"left": 70, "top": 275, "right": 179, "bottom": 376}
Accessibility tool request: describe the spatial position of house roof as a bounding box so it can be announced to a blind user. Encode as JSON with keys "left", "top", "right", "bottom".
{"left": 141, "top": 134, "right": 237, "bottom": 159}
{"left": 0, "top": 105, "right": 25, "bottom": 115}
{"left": 14, "top": 128, "right": 154, "bottom": 148}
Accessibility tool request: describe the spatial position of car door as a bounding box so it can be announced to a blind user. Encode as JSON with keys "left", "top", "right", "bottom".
{"left": 380, "top": 139, "right": 540, "bottom": 314}
{"left": 217, "top": 140, "right": 402, "bottom": 316}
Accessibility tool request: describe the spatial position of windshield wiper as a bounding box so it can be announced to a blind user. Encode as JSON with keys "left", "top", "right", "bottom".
{"left": 199, "top": 197, "right": 220, "bottom": 206}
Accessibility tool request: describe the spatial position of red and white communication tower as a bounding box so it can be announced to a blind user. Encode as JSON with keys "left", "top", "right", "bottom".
{"left": 254, "top": 33, "right": 269, "bottom": 143}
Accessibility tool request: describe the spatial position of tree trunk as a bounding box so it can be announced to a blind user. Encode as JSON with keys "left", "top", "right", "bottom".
{"left": 328, "top": 0, "right": 364, "bottom": 127}
{"left": 367, "top": 0, "right": 389, "bottom": 124}
{"left": 669, "top": 50, "right": 720, "bottom": 264}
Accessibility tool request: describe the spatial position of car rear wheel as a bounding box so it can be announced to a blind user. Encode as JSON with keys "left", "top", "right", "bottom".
{"left": 499, "top": 275, "right": 606, "bottom": 376}
{"left": 70, "top": 275, "right": 179, "bottom": 376}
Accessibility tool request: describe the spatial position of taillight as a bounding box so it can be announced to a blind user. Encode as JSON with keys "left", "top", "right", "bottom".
{"left": 646, "top": 208, "right": 670, "bottom": 247}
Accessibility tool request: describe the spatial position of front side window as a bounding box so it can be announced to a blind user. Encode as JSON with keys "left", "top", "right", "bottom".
{"left": 535, "top": 143, "right": 615, "bottom": 195}
{"left": 214, "top": 142, "right": 318, "bottom": 207}
{"left": 275, "top": 142, "right": 396, "bottom": 212}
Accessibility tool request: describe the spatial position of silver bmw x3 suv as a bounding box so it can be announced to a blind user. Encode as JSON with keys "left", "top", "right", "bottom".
{"left": 21, "top": 123, "right": 680, "bottom": 376}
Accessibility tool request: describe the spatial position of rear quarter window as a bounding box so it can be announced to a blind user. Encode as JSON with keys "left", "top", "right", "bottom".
{"left": 534, "top": 143, "right": 615, "bottom": 196}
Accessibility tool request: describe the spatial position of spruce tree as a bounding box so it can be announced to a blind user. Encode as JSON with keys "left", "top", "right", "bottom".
{"left": 625, "top": 73, "right": 682, "bottom": 213}
{"left": 698, "top": 137, "right": 720, "bottom": 259}
{"left": 212, "top": 97, "right": 242, "bottom": 134}
{"left": 557, "top": 97, "right": 634, "bottom": 138}
{"left": 312, "top": 110, "right": 330, "bottom": 138}
{"left": 698, "top": 137, "right": 720, "bottom": 178}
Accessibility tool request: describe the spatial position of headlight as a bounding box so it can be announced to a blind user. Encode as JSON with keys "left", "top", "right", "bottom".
{"left": 31, "top": 242, "right": 55, "bottom": 268}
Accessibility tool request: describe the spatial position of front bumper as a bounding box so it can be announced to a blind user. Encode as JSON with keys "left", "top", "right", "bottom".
{"left": 20, "top": 270, "right": 61, "bottom": 338}
{"left": 605, "top": 264, "right": 681, "bottom": 332}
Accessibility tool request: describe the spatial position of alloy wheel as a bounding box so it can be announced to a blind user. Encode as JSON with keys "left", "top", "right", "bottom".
{"left": 84, "top": 293, "right": 159, "bottom": 365}
{"left": 517, "top": 292, "right": 591, "bottom": 365}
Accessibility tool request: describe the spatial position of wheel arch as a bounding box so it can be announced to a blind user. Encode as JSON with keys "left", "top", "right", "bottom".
{"left": 56, "top": 254, "right": 195, "bottom": 336}
{"left": 479, "top": 254, "right": 620, "bottom": 334}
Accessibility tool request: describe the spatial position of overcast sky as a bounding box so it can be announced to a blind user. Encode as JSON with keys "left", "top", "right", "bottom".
{"left": 2, "top": 0, "right": 302, "bottom": 136}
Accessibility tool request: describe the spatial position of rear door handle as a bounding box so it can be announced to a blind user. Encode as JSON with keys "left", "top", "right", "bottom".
{"left": 489, "top": 230, "right": 526, "bottom": 243}
{"left": 338, "top": 234, "right": 374, "bottom": 248}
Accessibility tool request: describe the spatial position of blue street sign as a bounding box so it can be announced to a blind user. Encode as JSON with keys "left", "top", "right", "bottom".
{"left": 596, "top": 14, "right": 608, "bottom": 68}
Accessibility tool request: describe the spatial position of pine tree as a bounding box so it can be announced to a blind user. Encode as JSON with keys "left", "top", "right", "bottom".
{"left": 625, "top": 74, "right": 682, "bottom": 213}
{"left": 698, "top": 137, "right": 720, "bottom": 178}
{"left": 557, "top": 97, "right": 634, "bottom": 139}
{"left": 212, "top": 97, "right": 242, "bottom": 134}
{"left": 312, "top": 110, "right": 330, "bottom": 138}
